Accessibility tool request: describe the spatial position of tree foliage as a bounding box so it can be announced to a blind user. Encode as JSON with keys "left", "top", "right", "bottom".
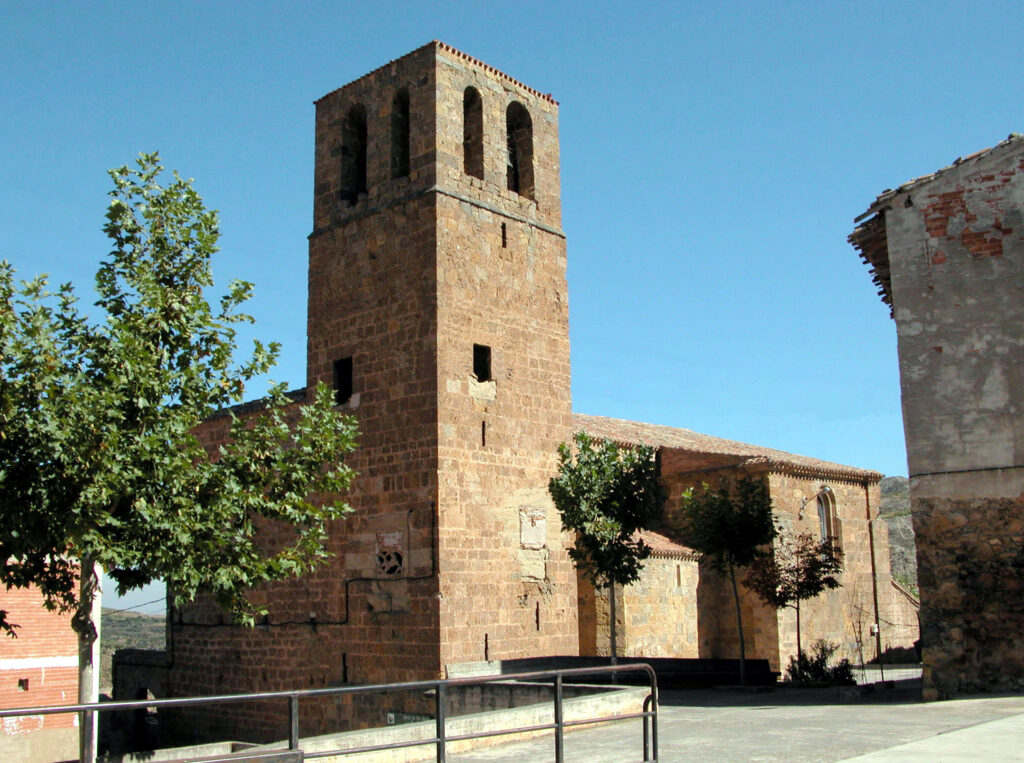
{"left": 548, "top": 432, "right": 660, "bottom": 588}
{"left": 0, "top": 153, "right": 358, "bottom": 636}
{"left": 674, "top": 475, "right": 775, "bottom": 684}
{"left": 745, "top": 529, "right": 843, "bottom": 662}
{"left": 675, "top": 476, "right": 776, "bottom": 573}
{"left": 745, "top": 530, "right": 843, "bottom": 612}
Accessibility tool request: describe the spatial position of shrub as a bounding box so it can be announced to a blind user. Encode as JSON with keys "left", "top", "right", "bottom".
{"left": 785, "top": 640, "right": 856, "bottom": 686}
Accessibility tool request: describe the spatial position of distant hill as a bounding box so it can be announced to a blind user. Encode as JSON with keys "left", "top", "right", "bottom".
{"left": 100, "top": 608, "right": 165, "bottom": 693}
{"left": 879, "top": 476, "right": 916, "bottom": 591}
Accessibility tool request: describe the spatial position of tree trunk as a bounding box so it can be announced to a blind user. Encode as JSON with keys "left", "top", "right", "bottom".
{"left": 608, "top": 583, "right": 618, "bottom": 684}
{"left": 727, "top": 561, "right": 746, "bottom": 686}
{"left": 795, "top": 599, "right": 802, "bottom": 664}
{"left": 72, "top": 557, "right": 102, "bottom": 763}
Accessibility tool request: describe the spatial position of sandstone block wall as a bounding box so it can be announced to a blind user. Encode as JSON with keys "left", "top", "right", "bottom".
{"left": 432, "top": 47, "right": 576, "bottom": 667}
{"left": 578, "top": 557, "right": 701, "bottom": 659}
{"left": 653, "top": 456, "right": 917, "bottom": 672}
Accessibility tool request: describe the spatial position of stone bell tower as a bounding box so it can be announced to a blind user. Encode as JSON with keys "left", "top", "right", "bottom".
{"left": 163, "top": 42, "right": 577, "bottom": 743}
{"left": 307, "top": 41, "right": 577, "bottom": 683}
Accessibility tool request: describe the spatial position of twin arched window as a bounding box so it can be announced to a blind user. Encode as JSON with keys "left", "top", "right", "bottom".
{"left": 341, "top": 89, "right": 535, "bottom": 204}
{"left": 462, "top": 89, "right": 534, "bottom": 199}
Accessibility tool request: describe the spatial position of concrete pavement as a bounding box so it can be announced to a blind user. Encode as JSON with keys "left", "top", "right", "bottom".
{"left": 449, "top": 680, "right": 1024, "bottom": 762}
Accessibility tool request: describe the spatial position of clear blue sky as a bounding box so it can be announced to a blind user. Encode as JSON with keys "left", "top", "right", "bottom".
{"left": 4, "top": 2, "right": 1022, "bottom": 612}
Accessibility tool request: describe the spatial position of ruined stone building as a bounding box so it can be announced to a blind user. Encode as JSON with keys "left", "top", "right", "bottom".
{"left": 115, "top": 42, "right": 916, "bottom": 742}
{"left": 851, "top": 135, "right": 1024, "bottom": 699}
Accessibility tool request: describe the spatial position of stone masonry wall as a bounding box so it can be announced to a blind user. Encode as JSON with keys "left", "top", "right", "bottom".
{"left": 883, "top": 146, "right": 1024, "bottom": 698}
{"left": 767, "top": 474, "right": 917, "bottom": 669}
{"left": 167, "top": 43, "right": 578, "bottom": 741}
{"left": 432, "top": 47, "right": 578, "bottom": 667}
{"left": 578, "top": 557, "right": 701, "bottom": 659}
{"left": 167, "top": 46, "right": 446, "bottom": 742}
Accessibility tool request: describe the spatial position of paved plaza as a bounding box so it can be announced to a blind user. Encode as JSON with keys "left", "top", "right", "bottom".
{"left": 450, "top": 680, "right": 1024, "bottom": 762}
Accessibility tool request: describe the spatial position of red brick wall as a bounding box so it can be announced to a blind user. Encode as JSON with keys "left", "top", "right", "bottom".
{"left": 0, "top": 585, "right": 78, "bottom": 733}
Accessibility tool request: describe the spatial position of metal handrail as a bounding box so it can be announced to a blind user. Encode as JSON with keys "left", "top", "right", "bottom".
{"left": 0, "top": 663, "right": 659, "bottom": 762}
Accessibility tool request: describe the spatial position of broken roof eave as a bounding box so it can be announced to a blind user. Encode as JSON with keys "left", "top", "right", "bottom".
{"left": 850, "top": 133, "right": 1024, "bottom": 317}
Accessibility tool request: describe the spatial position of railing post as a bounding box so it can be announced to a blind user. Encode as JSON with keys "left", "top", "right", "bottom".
{"left": 651, "top": 679, "right": 659, "bottom": 761}
{"left": 436, "top": 681, "right": 447, "bottom": 762}
{"left": 288, "top": 694, "right": 299, "bottom": 750}
{"left": 554, "top": 672, "right": 564, "bottom": 763}
{"left": 643, "top": 694, "right": 651, "bottom": 761}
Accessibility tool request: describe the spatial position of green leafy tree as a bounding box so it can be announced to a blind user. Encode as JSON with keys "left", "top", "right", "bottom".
{"left": 675, "top": 475, "right": 775, "bottom": 685}
{"left": 0, "top": 154, "right": 358, "bottom": 761}
{"left": 548, "top": 432, "right": 660, "bottom": 658}
{"left": 745, "top": 530, "right": 843, "bottom": 670}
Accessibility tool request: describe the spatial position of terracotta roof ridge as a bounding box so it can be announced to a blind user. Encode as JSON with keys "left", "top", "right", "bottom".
{"left": 316, "top": 41, "right": 558, "bottom": 105}
{"left": 572, "top": 412, "right": 882, "bottom": 483}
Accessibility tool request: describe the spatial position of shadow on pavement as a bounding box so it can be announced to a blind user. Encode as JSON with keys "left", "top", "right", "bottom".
{"left": 657, "top": 677, "right": 925, "bottom": 708}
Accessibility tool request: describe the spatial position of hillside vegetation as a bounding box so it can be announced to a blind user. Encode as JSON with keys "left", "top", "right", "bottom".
{"left": 879, "top": 476, "right": 917, "bottom": 591}
{"left": 100, "top": 608, "right": 165, "bottom": 693}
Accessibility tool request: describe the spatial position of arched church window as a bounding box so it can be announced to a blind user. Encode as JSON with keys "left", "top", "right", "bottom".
{"left": 816, "top": 486, "right": 843, "bottom": 554}
{"left": 506, "top": 101, "right": 534, "bottom": 199}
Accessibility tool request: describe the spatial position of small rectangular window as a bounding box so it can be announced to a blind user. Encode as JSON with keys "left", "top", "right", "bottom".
{"left": 333, "top": 357, "right": 353, "bottom": 405}
{"left": 473, "top": 344, "right": 491, "bottom": 382}
{"left": 17, "top": 678, "right": 29, "bottom": 691}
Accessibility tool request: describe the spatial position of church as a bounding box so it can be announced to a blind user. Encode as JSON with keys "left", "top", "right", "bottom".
{"left": 119, "top": 41, "right": 917, "bottom": 743}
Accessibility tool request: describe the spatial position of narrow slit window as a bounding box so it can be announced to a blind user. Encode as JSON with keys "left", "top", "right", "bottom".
{"left": 390, "top": 88, "right": 410, "bottom": 179}
{"left": 333, "top": 357, "right": 353, "bottom": 405}
{"left": 501, "top": 222, "right": 507, "bottom": 248}
{"left": 481, "top": 420, "right": 487, "bottom": 447}
{"left": 463, "top": 87, "right": 484, "bottom": 179}
{"left": 473, "top": 344, "right": 491, "bottom": 381}
{"left": 535, "top": 601, "right": 540, "bottom": 631}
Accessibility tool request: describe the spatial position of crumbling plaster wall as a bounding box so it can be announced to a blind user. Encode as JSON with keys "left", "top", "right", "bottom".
{"left": 884, "top": 148, "right": 1024, "bottom": 698}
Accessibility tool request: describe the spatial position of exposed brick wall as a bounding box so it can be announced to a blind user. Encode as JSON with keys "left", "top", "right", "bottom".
{"left": 0, "top": 585, "right": 79, "bottom": 762}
